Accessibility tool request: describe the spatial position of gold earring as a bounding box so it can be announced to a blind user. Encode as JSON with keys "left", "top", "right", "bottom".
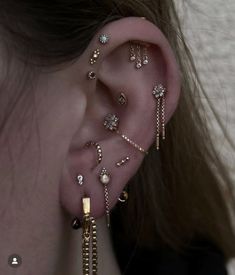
{"left": 152, "top": 84, "right": 167, "bottom": 150}
{"left": 103, "top": 113, "right": 148, "bottom": 155}
{"left": 82, "top": 197, "right": 98, "bottom": 275}
{"left": 118, "top": 190, "right": 129, "bottom": 203}
{"left": 85, "top": 141, "right": 103, "bottom": 165}
{"left": 99, "top": 167, "right": 111, "bottom": 227}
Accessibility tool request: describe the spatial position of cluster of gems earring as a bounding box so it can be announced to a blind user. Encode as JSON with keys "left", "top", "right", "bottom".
{"left": 99, "top": 167, "right": 111, "bottom": 227}
{"left": 103, "top": 113, "right": 148, "bottom": 155}
{"left": 152, "top": 84, "right": 167, "bottom": 150}
{"left": 129, "top": 42, "right": 149, "bottom": 69}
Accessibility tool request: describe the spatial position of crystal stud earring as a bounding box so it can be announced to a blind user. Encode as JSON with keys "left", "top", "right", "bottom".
{"left": 99, "top": 34, "right": 109, "bottom": 44}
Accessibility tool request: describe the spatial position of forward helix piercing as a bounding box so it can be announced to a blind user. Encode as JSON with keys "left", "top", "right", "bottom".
{"left": 99, "top": 167, "right": 111, "bottom": 227}
{"left": 103, "top": 113, "right": 148, "bottom": 155}
{"left": 85, "top": 141, "right": 103, "bottom": 165}
{"left": 152, "top": 84, "right": 167, "bottom": 150}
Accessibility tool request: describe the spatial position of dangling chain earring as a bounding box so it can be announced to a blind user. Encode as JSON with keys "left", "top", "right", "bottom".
{"left": 82, "top": 197, "right": 98, "bottom": 275}
{"left": 129, "top": 42, "right": 149, "bottom": 69}
{"left": 152, "top": 84, "right": 167, "bottom": 150}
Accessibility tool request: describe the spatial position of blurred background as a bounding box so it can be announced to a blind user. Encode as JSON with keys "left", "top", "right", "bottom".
{"left": 175, "top": 1, "right": 235, "bottom": 273}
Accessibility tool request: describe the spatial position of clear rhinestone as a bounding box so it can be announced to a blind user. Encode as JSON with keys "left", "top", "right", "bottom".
{"left": 99, "top": 34, "right": 109, "bottom": 44}
{"left": 104, "top": 114, "right": 119, "bottom": 131}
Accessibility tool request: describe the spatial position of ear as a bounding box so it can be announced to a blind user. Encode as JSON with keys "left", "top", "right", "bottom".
{"left": 60, "top": 17, "right": 181, "bottom": 221}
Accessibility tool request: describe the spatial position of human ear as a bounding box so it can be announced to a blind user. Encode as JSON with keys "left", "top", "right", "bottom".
{"left": 60, "top": 17, "right": 181, "bottom": 222}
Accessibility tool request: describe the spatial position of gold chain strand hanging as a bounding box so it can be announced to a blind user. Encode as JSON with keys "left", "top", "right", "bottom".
{"left": 82, "top": 198, "right": 98, "bottom": 275}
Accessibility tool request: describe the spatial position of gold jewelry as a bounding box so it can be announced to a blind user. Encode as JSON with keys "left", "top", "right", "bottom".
{"left": 87, "top": 71, "right": 96, "bottom": 80}
{"left": 152, "top": 84, "right": 167, "bottom": 150}
{"left": 76, "top": 174, "right": 84, "bottom": 186}
{"left": 103, "top": 113, "right": 148, "bottom": 155}
{"left": 82, "top": 197, "right": 98, "bottom": 275}
{"left": 90, "top": 49, "right": 100, "bottom": 65}
{"left": 117, "top": 92, "right": 128, "bottom": 106}
{"left": 118, "top": 190, "right": 129, "bottom": 203}
{"left": 85, "top": 141, "right": 103, "bottom": 165}
{"left": 116, "top": 156, "right": 130, "bottom": 167}
{"left": 99, "top": 167, "right": 111, "bottom": 227}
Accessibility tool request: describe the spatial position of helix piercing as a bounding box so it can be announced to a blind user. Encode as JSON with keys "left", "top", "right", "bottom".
{"left": 90, "top": 49, "right": 100, "bottom": 65}
{"left": 87, "top": 71, "right": 96, "bottom": 80}
{"left": 99, "top": 34, "right": 110, "bottom": 44}
{"left": 152, "top": 84, "right": 167, "bottom": 150}
{"left": 103, "top": 114, "right": 148, "bottom": 155}
{"left": 85, "top": 141, "right": 103, "bottom": 165}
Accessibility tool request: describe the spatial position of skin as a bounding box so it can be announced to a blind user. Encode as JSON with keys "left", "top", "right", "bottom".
{"left": 0, "top": 17, "right": 181, "bottom": 274}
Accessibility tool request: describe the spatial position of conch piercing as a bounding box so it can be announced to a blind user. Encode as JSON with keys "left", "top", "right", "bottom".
{"left": 116, "top": 156, "right": 130, "bottom": 167}
{"left": 152, "top": 84, "right": 167, "bottom": 150}
{"left": 82, "top": 197, "right": 98, "bottom": 275}
{"left": 99, "top": 167, "right": 111, "bottom": 227}
{"left": 103, "top": 114, "right": 148, "bottom": 155}
{"left": 85, "top": 141, "right": 103, "bottom": 165}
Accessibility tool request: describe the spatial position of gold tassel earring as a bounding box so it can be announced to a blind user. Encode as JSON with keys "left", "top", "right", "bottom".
{"left": 82, "top": 197, "right": 98, "bottom": 275}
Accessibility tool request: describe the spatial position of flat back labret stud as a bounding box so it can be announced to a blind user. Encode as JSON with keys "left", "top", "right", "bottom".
{"left": 90, "top": 49, "right": 100, "bottom": 65}
{"left": 76, "top": 174, "right": 84, "bottom": 186}
{"left": 117, "top": 92, "right": 128, "bottom": 106}
{"left": 99, "top": 34, "right": 109, "bottom": 44}
{"left": 87, "top": 71, "right": 96, "bottom": 80}
{"left": 103, "top": 113, "right": 119, "bottom": 131}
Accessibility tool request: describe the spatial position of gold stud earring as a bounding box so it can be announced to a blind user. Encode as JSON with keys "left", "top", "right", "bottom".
{"left": 82, "top": 197, "right": 98, "bottom": 275}
{"left": 103, "top": 114, "right": 148, "bottom": 155}
{"left": 117, "top": 92, "right": 128, "bottom": 106}
{"left": 99, "top": 167, "right": 111, "bottom": 227}
{"left": 152, "top": 84, "right": 167, "bottom": 150}
{"left": 90, "top": 49, "right": 100, "bottom": 65}
{"left": 87, "top": 71, "right": 96, "bottom": 80}
{"left": 118, "top": 190, "right": 129, "bottom": 203}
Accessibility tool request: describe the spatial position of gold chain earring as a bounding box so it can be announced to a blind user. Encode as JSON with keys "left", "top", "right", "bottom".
{"left": 82, "top": 197, "right": 98, "bottom": 275}
{"left": 152, "top": 84, "right": 167, "bottom": 150}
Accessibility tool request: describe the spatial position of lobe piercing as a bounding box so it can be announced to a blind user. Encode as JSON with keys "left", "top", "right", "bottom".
{"left": 99, "top": 167, "right": 111, "bottom": 227}
{"left": 116, "top": 156, "right": 130, "bottom": 167}
{"left": 76, "top": 174, "right": 84, "bottom": 186}
{"left": 103, "top": 113, "right": 148, "bottom": 155}
{"left": 152, "top": 84, "right": 167, "bottom": 150}
{"left": 71, "top": 217, "right": 81, "bottom": 230}
{"left": 99, "top": 34, "right": 109, "bottom": 44}
{"left": 85, "top": 141, "right": 103, "bottom": 165}
{"left": 87, "top": 71, "right": 96, "bottom": 80}
{"left": 90, "top": 49, "right": 100, "bottom": 65}
{"left": 117, "top": 92, "right": 128, "bottom": 106}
